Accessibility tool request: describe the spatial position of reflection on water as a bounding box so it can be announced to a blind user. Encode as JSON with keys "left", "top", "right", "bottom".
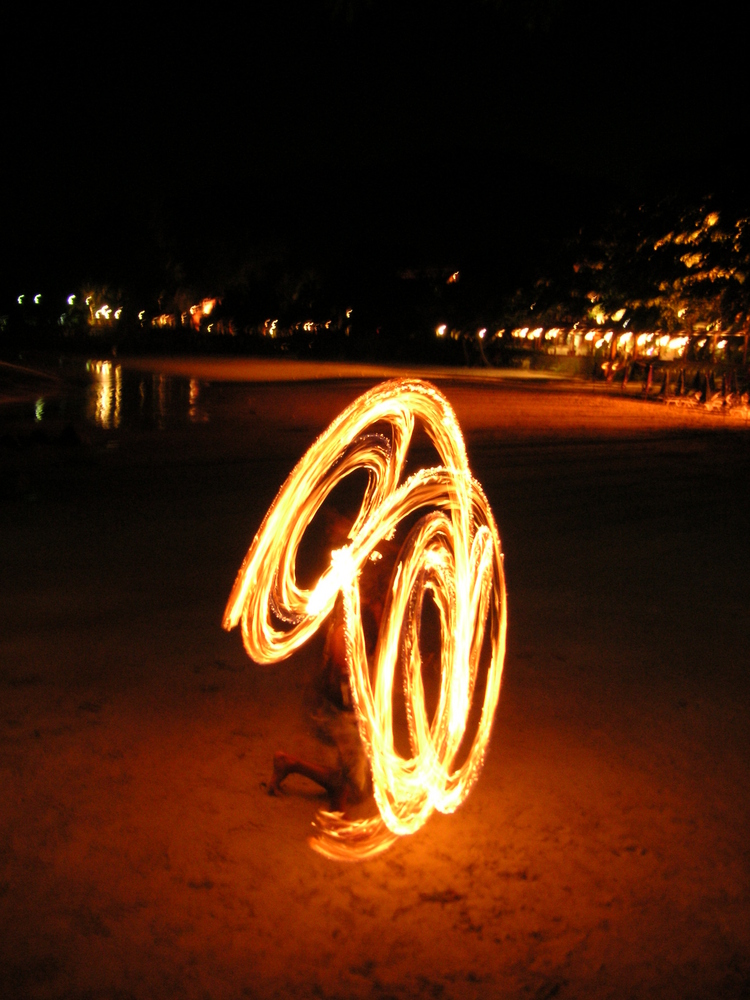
{"left": 154, "top": 373, "right": 167, "bottom": 429}
{"left": 80, "top": 360, "right": 212, "bottom": 431}
{"left": 86, "top": 360, "right": 122, "bottom": 429}
{"left": 13, "top": 359, "right": 215, "bottom": 433}
{"left": 188, "top": 378, "right": 209, "bottom": 424}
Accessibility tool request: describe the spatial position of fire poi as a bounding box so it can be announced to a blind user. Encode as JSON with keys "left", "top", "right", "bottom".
{"left": 223, "top": 379, "right": 507, "bottom": 859}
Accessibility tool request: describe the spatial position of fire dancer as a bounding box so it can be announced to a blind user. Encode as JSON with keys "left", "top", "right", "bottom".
{"left": 266, "top": 513, "right": 390, "bottom": 813}
{"left": 267, "top": 594, "right": 375, "bottom": 810}
{"left": 225, "top": 380, "right": 507, "bottom": 857}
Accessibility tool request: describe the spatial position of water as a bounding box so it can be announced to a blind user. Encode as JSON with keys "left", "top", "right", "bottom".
{"left": 81, "top": 360, "right": 211, "bottom": 430}
{"left": 12, "top": 359, "right": 212, "bottom": 433}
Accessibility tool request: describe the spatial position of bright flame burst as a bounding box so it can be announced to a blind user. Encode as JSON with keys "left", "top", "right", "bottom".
{"left": 223, "top": 379, "right": 507, "bottom": 860}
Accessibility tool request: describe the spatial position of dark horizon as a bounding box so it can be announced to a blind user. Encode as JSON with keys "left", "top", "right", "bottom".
{"left": 2, "top": 0, "right": 747, "bottom": 301}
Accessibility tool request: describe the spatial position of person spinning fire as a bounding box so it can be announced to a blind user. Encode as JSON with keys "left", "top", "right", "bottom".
{"left": 266, "top": 594, "right": 377, "bottom": 810}
{"left": 266, "top": 511, "right": 390, "bottom": 813}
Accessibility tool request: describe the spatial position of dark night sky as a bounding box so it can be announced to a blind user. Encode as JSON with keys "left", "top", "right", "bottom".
{"left": 2, "top": 0, "right": 747, "bottom": 299}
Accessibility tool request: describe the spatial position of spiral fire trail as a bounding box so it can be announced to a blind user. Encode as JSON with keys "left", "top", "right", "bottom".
{"left": 224, "top": 379, "right": 507, "bottom": 859}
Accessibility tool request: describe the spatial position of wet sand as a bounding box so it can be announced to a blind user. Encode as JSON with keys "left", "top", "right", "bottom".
{"left": 2, "top": 363, "right": 749, "bottom": 998}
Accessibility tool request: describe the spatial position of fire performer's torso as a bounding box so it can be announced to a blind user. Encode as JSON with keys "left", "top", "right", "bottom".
{"left": 312, "top": 596, "right": 380, "bottom": 804}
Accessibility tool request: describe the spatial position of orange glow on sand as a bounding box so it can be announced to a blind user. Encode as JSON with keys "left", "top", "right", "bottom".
{"left": 224, "top": 379, "right": 507, "bottom": 860}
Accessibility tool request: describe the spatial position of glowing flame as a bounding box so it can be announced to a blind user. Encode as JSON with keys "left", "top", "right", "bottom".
{"left": 152, "top": 313, "right": 176, "bottom": 328}
{"left": 188, "top": 298, "right": 218, "bottom": 330}
{"left": 224, "top": 380, "right": 507, "bottom": 860}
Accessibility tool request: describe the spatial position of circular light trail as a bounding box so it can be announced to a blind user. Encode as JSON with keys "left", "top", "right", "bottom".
{"left": 224, "top": 379, "right": 507, "bottom": 859}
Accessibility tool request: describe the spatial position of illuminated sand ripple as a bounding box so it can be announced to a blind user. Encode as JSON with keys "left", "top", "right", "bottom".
{"left": 224, "top": 379, "right": 507, "bottom": 859}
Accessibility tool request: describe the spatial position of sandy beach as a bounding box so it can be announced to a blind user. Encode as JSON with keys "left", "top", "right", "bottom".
{"left": 2, "top": 360, "right": 749, "bottom": 999}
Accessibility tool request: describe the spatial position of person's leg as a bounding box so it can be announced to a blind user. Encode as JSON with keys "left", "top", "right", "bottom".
{"left": 268, "top": 751, "right": 347, "bottom": 809}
